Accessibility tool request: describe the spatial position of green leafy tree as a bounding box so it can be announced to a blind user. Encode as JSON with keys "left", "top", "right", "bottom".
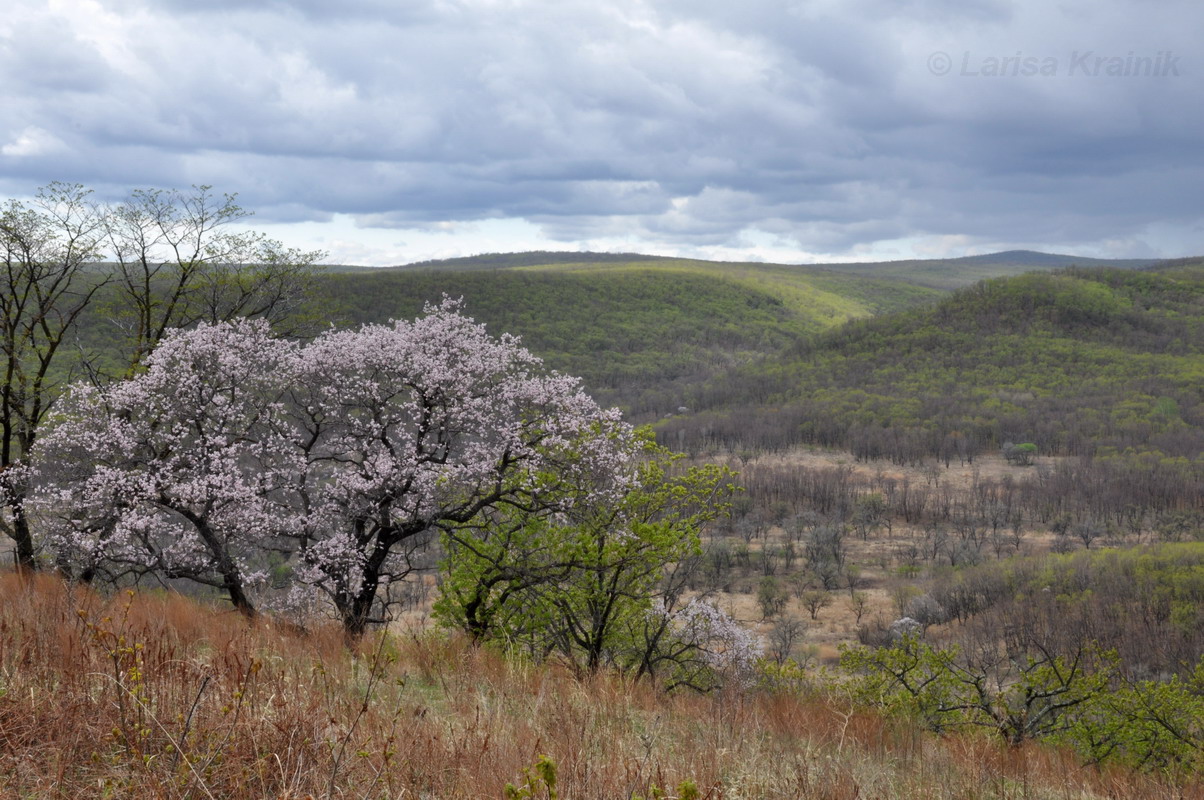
{"left": 841, "top": 634, "right": 1114, "bottom": 746}
{"left": 435, "top": 430, "right": 736, "bottom": 675}
{"left": 1062, "top": 660, "right": 1204, "bottom": 772}
{"left": 757, "top": 576, "right": 788, "bottom": 620}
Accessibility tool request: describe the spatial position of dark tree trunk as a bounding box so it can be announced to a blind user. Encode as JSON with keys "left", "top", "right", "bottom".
{"left": 179, "top": 508, "right": 257, "bottom": 619}
{"left": 9, "top": 498, "right": 37, "bottom": 572}
{"left": 343, "top": 542, "right": 391, "bottom": 637}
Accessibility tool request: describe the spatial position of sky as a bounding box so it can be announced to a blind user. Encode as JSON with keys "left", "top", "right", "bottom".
{"left": 1, "top": 0, "right": 1201, "bottom": 266}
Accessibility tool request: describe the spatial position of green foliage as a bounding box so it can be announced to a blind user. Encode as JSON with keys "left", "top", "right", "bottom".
{"left": 909, "top": 544, "right": 1204, "bottom": 771}
{"left": 306, "top": 260, "right": 940, "bottom": 419}
{"left": 1002, "top": 441, "right": 1038, "bottom": 465}
{"left": 434, "top": 429, "right": 737, "bottom": 677}
{"left": 629, "top": 778, "right": 701, "bottom": 800}
{"left": 670, "top": 265, "right": 1204, "bottom": 469}
{"left": 504, "top": 754, "right": 558, "bottom": 800}
{"left": 953, "top": 544, "right": 1204, "bottom": 679}
{"left": 756, "top": 576, "right": 788, "bottom": 620}
{"left": 841, "top": 634, "right": 1115, "bottom": 746}
{"left": 1061, "top": 664, "right": 1204, "bottom": 774}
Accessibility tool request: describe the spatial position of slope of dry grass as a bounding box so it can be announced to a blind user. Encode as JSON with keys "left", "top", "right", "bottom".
{"left": 0, "top": 572, "right": 1194, "bottom": 799}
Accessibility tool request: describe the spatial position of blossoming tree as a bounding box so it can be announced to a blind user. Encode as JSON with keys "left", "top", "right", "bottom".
{"left": 31, "top": 318, "right": 301, "bottom": 614}
{"left": 32, "top": 300, "right": 634, "bottom": 635}
{"left": 287, "top": 300, "right": 635, "bottom": 635}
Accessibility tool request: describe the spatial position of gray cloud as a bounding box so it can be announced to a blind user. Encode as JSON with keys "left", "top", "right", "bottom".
{"left": 0, "top": 0, "right": 1200, "bottom": 260}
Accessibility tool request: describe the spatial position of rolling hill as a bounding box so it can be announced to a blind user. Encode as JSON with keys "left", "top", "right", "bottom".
{"left": 314, "top": 250, "right": 1185, "bottom": 430}
{"left": 660, "top": 265, "right": 1204, "bottom": 467}
{"left": 773, "top": 249, "right": 1159, "bottom": 290}
{"left": 313, "top": 258, "right": 943, "bottom": 417}
{"left": 376, "top": 248, "right": 1160, "bottom": 288}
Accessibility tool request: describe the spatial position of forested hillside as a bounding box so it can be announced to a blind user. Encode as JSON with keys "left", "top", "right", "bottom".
{"left": 667, "top": 265, "right": 1204, "bottom": 461}
{"left": 383, "top": 249, "right": 1159, "bottom": 289}
{"left": 809, "top": 249, "right": 1158, "bottom": 289}
{"left": 312, "top": 261, "right": 941, "bottom": 416}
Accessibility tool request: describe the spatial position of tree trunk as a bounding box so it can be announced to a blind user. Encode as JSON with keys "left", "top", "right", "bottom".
{"left": 9, "top": 498, "right": 37, "bottom": 572}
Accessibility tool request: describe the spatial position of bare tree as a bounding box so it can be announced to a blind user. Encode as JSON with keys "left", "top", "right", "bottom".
{"left": 849, "top": 591, "right": 870, "bottom": 625}
{"left": 769, "top": 615, "right": 807, "bottom": 664}
{"left": 0, "top": 184, "right": 108, "bottom": 569}
{"left": 103, "top": 185, "right": 322, "bottom": 367}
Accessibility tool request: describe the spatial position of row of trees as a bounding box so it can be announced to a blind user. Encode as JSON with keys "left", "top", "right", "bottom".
{"left": 730, "top": 457, "right": 1200, "bottom": 555}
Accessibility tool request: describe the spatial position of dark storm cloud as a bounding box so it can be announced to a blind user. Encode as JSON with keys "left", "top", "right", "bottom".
{"left": 1, "top": 0, "right": 1200, "bottom": 259}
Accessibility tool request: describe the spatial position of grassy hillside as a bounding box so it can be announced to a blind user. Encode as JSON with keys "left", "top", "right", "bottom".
{"left": 664, "top": 266, "right": 1204, "bottom": 466}
{"left": 390, "top": 249, "right": 1159, "bottom": 289}
{"left": 1, "top": 572, "right": 1189, "bottom": 799}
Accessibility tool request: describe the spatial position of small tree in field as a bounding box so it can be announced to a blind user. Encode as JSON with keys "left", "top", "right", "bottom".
{"left": 1003, "top": 442, "right": 1038, "bottom": 466}
{"left": 801, "top": 588, "right": 833, "bottom": 621}
{"left": 757, "top": 576, "right": 788, "bottom": 620}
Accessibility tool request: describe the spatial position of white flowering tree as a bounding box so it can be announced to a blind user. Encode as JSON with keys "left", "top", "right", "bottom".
{"left": 288, "top": 299, "right": 635, "bottom": 635}
{"left": 30, "top": 319, "right": 301, "bottom": 615}
{"left": 1, "top": 182, "right": 320, "bottom": 574}
{"left": 32, "top": 300, "right": 634, "bottom": 634}
{"left": 639, "top": 599, "right": 762, "bottom": 691}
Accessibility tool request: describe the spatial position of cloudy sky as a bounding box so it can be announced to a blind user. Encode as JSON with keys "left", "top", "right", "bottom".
{"left": 2, "top": 0, "right": 1200, "bottom": 266}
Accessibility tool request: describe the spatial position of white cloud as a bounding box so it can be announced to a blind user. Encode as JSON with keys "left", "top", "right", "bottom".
{"left": 2, "top": 127, "right": 67, "bottom": 157}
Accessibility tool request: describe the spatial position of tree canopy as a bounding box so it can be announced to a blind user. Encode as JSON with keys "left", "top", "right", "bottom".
{"left": 31, "top": 300, "right": 636, "bottom": 634}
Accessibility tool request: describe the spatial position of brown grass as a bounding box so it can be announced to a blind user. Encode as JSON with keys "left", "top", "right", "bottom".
{"left": 0, "top": 571, "right": 1197, "bottom": 799}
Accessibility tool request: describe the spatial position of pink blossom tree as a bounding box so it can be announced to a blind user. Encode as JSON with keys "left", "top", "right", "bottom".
{"left": 30, "top": 318, "right": 301, "bottom": 615}
{"left": 32, "top": 300, "right": 634, "bottom": 634}
{"left": 288, "top": 299, "right": 635, "bottom": 635}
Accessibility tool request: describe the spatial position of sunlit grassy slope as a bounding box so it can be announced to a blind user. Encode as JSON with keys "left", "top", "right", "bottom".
{"left": 385, "top": 248, "right": 1160, "bottom": 288}
{"left": 809, "top": 249, "right": 1159, "bottom": 289}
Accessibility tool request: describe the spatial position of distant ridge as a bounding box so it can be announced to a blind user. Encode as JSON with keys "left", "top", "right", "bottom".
{"left": 946, "top": 249, "right": 1155, "bottom": 268}
{"left": 379, "top": 249, "right": 1170, "bottom": 289}
{"left": 795, "top": 250, "right": 1163, "bottom": 289}
{"left": 391, "top": 251, "right": 676, "bottom": 271}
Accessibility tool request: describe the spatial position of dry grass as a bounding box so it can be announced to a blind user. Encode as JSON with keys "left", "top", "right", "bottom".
{"left": 742, "top": 450, "right": 1061, "bottom": 494}
{"left": 0, "top": 571, "right": 1196, "bottom": 799}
